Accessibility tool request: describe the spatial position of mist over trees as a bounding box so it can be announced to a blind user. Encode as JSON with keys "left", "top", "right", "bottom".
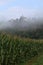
{"left": 0, "top": 16, "right": 43, "bottom": 39}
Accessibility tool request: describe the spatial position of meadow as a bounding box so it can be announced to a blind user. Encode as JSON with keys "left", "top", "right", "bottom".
{"left": 0, "top": 33, "right": 43, "bottom": 65}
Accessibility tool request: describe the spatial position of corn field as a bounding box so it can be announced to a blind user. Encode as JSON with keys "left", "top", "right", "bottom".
{"left": 0, "top": 33, "right": 43, "bottom": 65}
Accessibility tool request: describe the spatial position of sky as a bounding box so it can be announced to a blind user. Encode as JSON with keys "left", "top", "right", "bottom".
{"left": 0, "top": 0, "right": 43, "bottom": 20}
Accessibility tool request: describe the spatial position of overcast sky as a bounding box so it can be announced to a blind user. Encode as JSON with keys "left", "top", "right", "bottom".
{"left": 0, "top": 0, "right": 43, "bottom": 20}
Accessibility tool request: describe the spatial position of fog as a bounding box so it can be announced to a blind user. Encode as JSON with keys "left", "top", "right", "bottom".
{"left": 0, "top": 16, "right": 43, "bottom": 32}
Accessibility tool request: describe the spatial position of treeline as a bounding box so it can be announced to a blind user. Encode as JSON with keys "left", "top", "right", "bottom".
{"left": 1, "top": 24, "right": 43, "bottom": 39}
{"left": 0, "top": 16, "right": 43, "bottom": 39}
{"left": 11, "top": 28, "right": 43, "bottom": 39}
{"left": 0, "top": 33, "right": 43, "bottom": 65}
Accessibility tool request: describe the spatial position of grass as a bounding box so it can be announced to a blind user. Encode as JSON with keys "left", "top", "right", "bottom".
{"left": 32, "top": 54, "right": 43, "bottom": 65}
{"left": 25, "top": 53, "right": 43, "bottom": 65}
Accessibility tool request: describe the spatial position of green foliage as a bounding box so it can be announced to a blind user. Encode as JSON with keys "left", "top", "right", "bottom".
{"left": 12, "top": 28, "right": 43, "bottom": 39}
{"left": 0, "top": 33, "right": 43, "bottom": 65}
{"left": 32, "top": 54, "right": 43, "bottom": 65}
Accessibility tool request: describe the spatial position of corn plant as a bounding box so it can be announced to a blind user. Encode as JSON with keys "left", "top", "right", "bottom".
{"left": 0, "top": 33, "right": 43, "bottom": 65}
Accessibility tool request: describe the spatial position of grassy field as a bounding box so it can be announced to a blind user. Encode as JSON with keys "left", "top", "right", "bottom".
{"left": 0, "top": 33, "right": 43, "bottom": 65}
{"left": 25, "top": 54, "right": 43, "bottom": 65}
{"left": 32, "top": 54, "right": 43, "bottom": 65}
